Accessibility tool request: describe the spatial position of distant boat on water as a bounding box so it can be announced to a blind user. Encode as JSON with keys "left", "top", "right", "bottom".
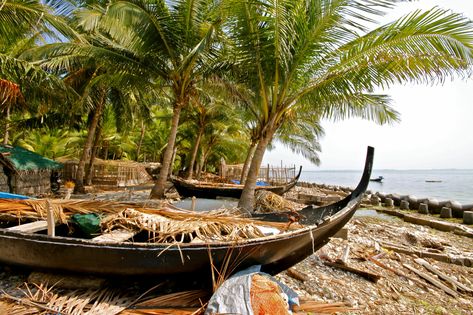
{"left": 370, "top": 176, "right": 384, "bottom": 183}
{"left": 425, "top": 180, "right": 442, "bottom": 183}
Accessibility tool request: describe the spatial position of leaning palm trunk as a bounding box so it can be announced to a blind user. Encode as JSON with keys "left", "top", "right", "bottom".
{"left": 186, "top": 128, "right": 203, "bottom": 179}
{"left": 240, "top": 140, "right": 257, "bottom": 184}
{"left": 238, "top": 130, "right": 274, "bottom": 213}
{"left": 74, "top": 96, "right": 106, "bottom": 194}
{"left": 150, "top": 105, "right": 182, "bottom": 199}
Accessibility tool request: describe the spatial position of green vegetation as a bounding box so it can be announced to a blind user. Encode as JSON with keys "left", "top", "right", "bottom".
{"left": 1, "top": 1, "right": 473, "bottom": 206}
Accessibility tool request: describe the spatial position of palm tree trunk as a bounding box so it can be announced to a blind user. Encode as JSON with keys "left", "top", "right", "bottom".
{"left": 238, "top": 131, "right": 274, "bottom": 213}
{"left": 3, "top": 106, "right": 10, "bottom": 145}
{"left": 186, "top": 127, "right": 203, "bottom": 179}
{"left": 74, "top": 94, "right": 106, "bottom": 194}
{"left": 168, "top": 146, "right": 177, "bottom": 176}
{"left": 85, "top": 123, "right": 102, "bottom": 185}
{"left": 240, "top": 140, "right": 257, "bottom": 184}
{"left": 150, "top": 103, "right": 182, "bottom": 199}
{"left": 136, "top": 120, "right": 146, "bottom": 161}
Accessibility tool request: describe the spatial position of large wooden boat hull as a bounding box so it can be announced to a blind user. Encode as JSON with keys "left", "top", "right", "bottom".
{"left": 0, "top": 148, "right": 373, "bottom": 277}
{"left": 172, "top": 166, "right": 302, "bottom": 199}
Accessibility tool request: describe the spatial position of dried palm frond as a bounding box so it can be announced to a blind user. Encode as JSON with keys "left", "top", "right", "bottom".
{"left": 254, "top": 190, "right": 305, "bottom": 213}
{"left": 2, "top": 283, "right": 137, "bottom": 315}
{"left": 1, "top": 198, "right": 301, "bottom": 244}
{"left": 102, "top": 208, "right": 269, "bottom": 243}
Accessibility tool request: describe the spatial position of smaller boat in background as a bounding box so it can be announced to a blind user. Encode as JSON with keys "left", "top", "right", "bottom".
{"left": 370, "top": 176, "right": 384, "bottom": 183}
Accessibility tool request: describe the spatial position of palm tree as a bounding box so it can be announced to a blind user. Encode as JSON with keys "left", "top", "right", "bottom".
{"left": 1, "top": 0, "right": 77, "bottom": 144}
{"left": 64, "top": 0, "right": 224, "bottom": 198}
{"left": 225, "top": 0, "right": 473, "bottom": 212}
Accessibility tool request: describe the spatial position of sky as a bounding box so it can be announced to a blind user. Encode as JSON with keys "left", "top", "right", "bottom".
{"left": 263, "top": 0, "right": 473, "bottom": 171}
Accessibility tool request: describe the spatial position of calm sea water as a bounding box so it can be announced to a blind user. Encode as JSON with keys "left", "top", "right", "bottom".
{"left": 301, "top": 169, "right": 473, "bottom": 205}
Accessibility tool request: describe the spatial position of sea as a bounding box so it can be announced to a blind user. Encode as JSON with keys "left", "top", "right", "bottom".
{"left": 300, "top": 169, "right": 473, "bottom": 205}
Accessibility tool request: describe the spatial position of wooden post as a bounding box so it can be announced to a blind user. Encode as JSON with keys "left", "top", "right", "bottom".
{"left": 266, "top": 164, "right": 270, "bottom": 182}
{"left": 46, "top": 200, "right": 55, "bottom": 237}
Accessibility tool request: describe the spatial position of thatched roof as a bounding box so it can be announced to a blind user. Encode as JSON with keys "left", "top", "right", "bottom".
{"left": 0, "top": 145, "right": 62, "bottom": 173}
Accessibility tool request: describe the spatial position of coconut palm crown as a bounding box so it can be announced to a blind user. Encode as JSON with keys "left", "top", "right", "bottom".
{"left": 224, "top": 0, "right": 473, "bottom": 211}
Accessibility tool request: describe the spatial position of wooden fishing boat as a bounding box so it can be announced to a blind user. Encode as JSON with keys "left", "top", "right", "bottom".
{"left": 172, "top": 166, "right": 303, "bottom": 199}
{"left": 0, "top": 147, "right": 373, "bottom": 278}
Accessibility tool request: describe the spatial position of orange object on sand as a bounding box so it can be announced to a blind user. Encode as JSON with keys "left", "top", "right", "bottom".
{"left": 250, "top": 274, "right": 289, "bottom": 315}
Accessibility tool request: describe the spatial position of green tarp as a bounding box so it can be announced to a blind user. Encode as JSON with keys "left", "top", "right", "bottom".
{"left": 0, "top": 145, "right": 62, "bottom": 171}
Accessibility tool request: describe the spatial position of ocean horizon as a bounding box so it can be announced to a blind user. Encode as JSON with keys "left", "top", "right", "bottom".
{"left": 300, "top": 169, "right": 473, "bottom": 205}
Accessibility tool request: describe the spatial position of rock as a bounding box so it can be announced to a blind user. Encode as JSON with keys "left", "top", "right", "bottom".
{"left": 418, "top": 203, "right": 429, "bottom": 214}
{"left": 385, "top": 198, "right": 394, "bottom": 208}
{"left": 440, "top": 207, "right": 452, "bottom": 219}
{"left": 400, "top": 200, "right": 409, "bottom": 210}
{"left": 463, "top": 211, "right": 473, "bottom": 225}
{"left": 427, "top": 198, "right": 440, "bottom": 214}
{"left": 407, "top": 195, "right": 419, "bottom": 209}
{"left": 371, "top": 195, "right": 381, "bottom": 206}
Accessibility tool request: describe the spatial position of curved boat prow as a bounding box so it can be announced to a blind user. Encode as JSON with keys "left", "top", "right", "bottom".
{"left": 256, "top": 146, "right": 374, "bottom": 224}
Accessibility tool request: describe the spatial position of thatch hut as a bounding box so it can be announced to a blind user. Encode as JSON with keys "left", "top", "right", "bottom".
{"left": 60, "top": 158, "right": 152, "bottom": 189}
{"left": 0, "top": 145, "right": 63, "bottom": 195}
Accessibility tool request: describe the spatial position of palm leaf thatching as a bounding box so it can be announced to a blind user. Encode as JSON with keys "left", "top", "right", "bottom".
{"left": 0, "top": 198, "right": 299, "bottom": 243}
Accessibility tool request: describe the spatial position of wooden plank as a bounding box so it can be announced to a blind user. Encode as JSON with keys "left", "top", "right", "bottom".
{"left": 92, "top": 229, "right": 137, "bottom": 244}
{"left": 403, "top": 263, "right": 458, "bottom": 297}
{"left": 46, "top": 199, "right": 55, "bottom": 237}
{"left": 414, "top": 258, "right": 473, "bottom": 293}
{"left": 7, "top": 220, "right": 48, "bottom": 233}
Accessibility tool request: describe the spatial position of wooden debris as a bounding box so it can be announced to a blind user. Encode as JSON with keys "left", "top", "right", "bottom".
{"left": 293, "top": 300, "right": 353, "bottom": 314}
{"left": 414, "top": 258, "right": 473, "bottom": 294}
{"left": 6, "top": 220, "right": 48, "bottom": 233}
{"left": 321, "top": 260, "right": 381, "bottom": 283}
{"left": 92, "top": 229, "right": 137, "bottom": 243}
{"left": 403, "top": 263, "right": 458, "bottom": 297}
{"left": 380, "top": 242, "right": 473, "bottom": 267}
{"left": 337, "top": 244, "right": 350, "bottom": 265}
{"left": 367, "top": 256, "right": 429, "bottom": 289}
{"left": 286, "top": 267, "right": 309, "bottom": 282}
{"left": 46, "top": 199, "right": 55, "bottom": 237}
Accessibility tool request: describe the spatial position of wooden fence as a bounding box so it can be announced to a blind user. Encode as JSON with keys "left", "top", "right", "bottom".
{"left": 221, "top": 163, "right": 297, "bottom": 184}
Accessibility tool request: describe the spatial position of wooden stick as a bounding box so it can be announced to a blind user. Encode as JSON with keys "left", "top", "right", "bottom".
{"left": 403, "top": 263, "right": 458, "bottom": 297}
{"left": 46, "top": 199, "right": 55, "bottom": 237}
{"left": 380, "top": 242, "right": 473, "bottom": 267}
{"left": 337, "top": 244, "right": 350, "bottom": 265}
{"left": 287, "top": 267, "right": 309, "bottom": 282}
{"left": 322, "top": 260, "right": 381, "bottom": 283}
{"left": 414, "top": 258, "right": 473, "bottom": 293}
{"left": 367, "top": 256, "right": 428, "bottom": 289}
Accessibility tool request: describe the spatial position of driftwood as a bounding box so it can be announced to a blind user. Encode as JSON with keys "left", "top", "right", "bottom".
{"left": 414, "top": 258, "right": 473, "bottom": 294}
{"left": 367, "top": 256, "right": 429, "bottom": 289}
{"left": 380, "top": 242, "right": 473, "bottom": 267}
{"left": 337, "top": 244, "right": 350, "bottom": 265}
{"left": 403, "top": 263, "right": 458, "bottom": 297}
{"left": 287, "top": 267, "right": 309, "bottom": 282}
{"left": 322, "top": 260, "right": 381, "bottom": 283}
